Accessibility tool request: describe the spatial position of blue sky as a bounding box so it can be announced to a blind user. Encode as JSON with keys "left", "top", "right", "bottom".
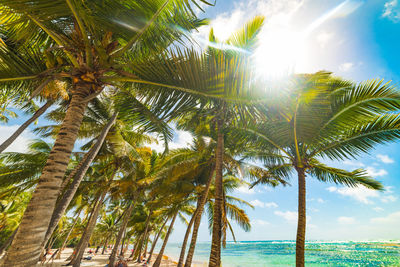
{"left": 1, "top": 0, "right": 400, "bottom": 243}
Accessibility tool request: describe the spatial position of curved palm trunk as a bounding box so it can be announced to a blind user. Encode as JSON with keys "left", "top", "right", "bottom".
{"left": 153, "top": 213, "right": 178, "bottom": 267}
{"left": 136, "top": 210, "right": 152, "bottom": 262}
{"left": 43, "top": 112, "right": 118, "bottom": 248}
{"left": 142, "top": 233, "right": 149, "bottom": 258}
{"left": 67, "top": 195, "right": 100, "bottom": 264}
{"left": 184, "top": 169, "right": 214, "bottom": 267}
{"left": 109, "top": 202, "right": 135, "bottom": 266}
{"left": 119, "top": 230, "right": 127, "bottom": 256}
{"left": 177, "top": 210, "right": 196, "bottom": 267}
{"left": 130, "top": 234, "right": 141, "bottom": 259}
{"left": 296, "top": 168, "right": 306, "bottom": 267}
{"left": 209, "top": 120, "right": 224, "bottom": 267}
{"left": 147, "top": 218, "right": 168, "bottom": 263}
{"left": 69, "top": 190, "right": 107, "bottom": 267}
{"left": 56, "top": 211, "right": 81, "bottom": 259}
{"left": 2, "top": 85, "right": 90, "bottom": 267}
{"left": 0, "top": 100, "right": 52, "bottom": 153}
{"left": 101, "top": 235, "right": 111, "bottom": 255}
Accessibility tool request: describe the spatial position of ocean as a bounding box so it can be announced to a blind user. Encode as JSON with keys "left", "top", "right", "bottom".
{"left": 162, "top": 240, "right": 400, "bottom": 266}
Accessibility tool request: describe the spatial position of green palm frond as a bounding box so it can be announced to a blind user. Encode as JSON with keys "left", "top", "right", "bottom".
{"left": 309, "top": 159, "right": 383, "bottom": 190}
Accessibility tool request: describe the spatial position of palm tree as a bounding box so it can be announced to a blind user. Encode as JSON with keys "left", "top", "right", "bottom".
{"left": 0, "top": 80, "right": 69, "bottom": 153}
{"left": 0, "top": 1, "right": 211, "bottom": 264}
{"left": 131, "top": 16, "right": 267, "bottom": 266}
{"left": 241, "top": 72, "right": 400, "bottom": 266}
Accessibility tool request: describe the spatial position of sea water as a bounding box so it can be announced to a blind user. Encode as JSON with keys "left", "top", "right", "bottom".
{"left": 162, "top": 240, "right": 400, "bottom": 266}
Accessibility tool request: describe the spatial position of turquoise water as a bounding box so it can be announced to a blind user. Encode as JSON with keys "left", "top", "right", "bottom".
{"left": 162, "top": 241, "right": 400, "bottom": 266}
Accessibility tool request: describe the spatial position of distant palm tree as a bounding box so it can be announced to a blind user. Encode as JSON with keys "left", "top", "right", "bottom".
{"left": 241, "top": 72, "right": 400, "bottom": 266}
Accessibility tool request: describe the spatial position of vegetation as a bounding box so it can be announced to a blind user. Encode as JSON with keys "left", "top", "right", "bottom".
{"left": 0, "top": 1, "right": 399, "bottom": 267}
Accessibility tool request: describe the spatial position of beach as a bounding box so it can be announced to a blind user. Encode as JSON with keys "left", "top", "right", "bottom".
{"left": 6, "top": 248, "right": 178, "bottom": 267}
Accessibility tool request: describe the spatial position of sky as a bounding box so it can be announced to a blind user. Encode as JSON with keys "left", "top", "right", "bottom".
{"left": 1, "top": 0, "right": 400, "bottom": 243}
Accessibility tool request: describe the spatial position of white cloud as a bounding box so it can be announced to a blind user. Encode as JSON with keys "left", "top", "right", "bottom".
{"left": 0, "top": 125, "right": 33, "bottom": 153}
{"left": 149, "top": 129, "right": 193, "bottom": 152}
{"left": 337, "top": 216, "right": 356, "bottom": 225}
{"left": 366, "top": 167, "right": 388, "bottom": 177}
{"left": 327, "top": 185, "right": 397, "bottom": 204}
{"left": 250, "top": 199, "right": 278, "bottom": 208}
{"left": 326, "top": 186, "right": 379, "bottom": 204}
{"left": 254, "top": 219, "right": 270, "bottom": 226}
{"left": 236, "top": 185, "right": 257, "bottom": 195}
{"left": 381, "top": 195, "right": 397, "bottom": 203}
{"left": 376, "top": 154, "right": 395, "bottom": 164}
{"left": 317, "top": 198, "right": 325, "bottom": 204}
{"left": 192, "top": 0, "right": 304, "bottom": 49}
{"left": 343, "top": 160, "right": 365, "bottom": 168}
{"left": 308, "top": 207, "right": 319, "bottom": 212}
{"left": 371, "top": 211, "right": 400, "bottom": 224}
{"left": 382, "top": 0, "right": 400, "bottom": 22}
{"left": 339, "top": 62, "right": 354, "bottom": 72}
{"left": 373, "top": 207, "right": 384, "bottom": 212}
{"left": 274, "top": 210, "right": 298, "bottom": 224}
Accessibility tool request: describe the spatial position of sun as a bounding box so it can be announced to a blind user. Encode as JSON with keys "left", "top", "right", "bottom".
{"left": 253, "top": 28, "right": 307, "bottom": 79}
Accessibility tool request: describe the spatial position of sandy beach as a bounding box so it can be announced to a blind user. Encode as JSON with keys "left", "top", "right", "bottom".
{"left": 0, "top": 247, "right": 179, "bottom": 267}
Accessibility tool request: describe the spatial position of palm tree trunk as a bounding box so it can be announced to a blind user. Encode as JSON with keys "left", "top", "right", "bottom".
{"left": 109, "top": 202, "right": 135, "bottom": 266}
{"left": 67, "top": 195, "right": 100, "bottom": 264}
{"left": 136, "top": 210, "right": 152, "bottom": 262}
{"left": 296, "top": 168, "right": 306, "bottom": 267}
{"left": 147, "top": 218, "right": 168, "bottom": 264}
{"left": 130, "top": 235, "right": 141, "bottom": 259}
{"left": 123, "top": 234, "right": 131, "bottom": 256}
{"left": 43, "top": 112, "right": 118, "bottom": 248}
{"left": 0, "top": 100, "right": 52, "bottom": 153}
{"left": 69, "top": 190, "right": 107, "bottom": 267}
{"left": 142, "top": 233, "right": 149, "bottom": 258}
{"left": 209, "top": 119, "right": 224, "bottom": 267}
{"left": 119, "top": 229, "right": 127, "bottom": 256}
{"left": 177, "top": 199, "right": 200, "bottom": 267}
{"left": 0, "top": 228, "right": 17, "bottom": 255}
{"left": 56, "top": 211, "right": 81, "bottom": 259}
{"left": 153, "top": 212, "right": 178, "bottom": 267}
{"left": 2, "top": 85, "right": 91, "bottom": 267}
{"left": 184, "top": 168, "right": 214, "bottom": 267}
{"left": 101, "top": 235, "right": 110, "bottom": 255}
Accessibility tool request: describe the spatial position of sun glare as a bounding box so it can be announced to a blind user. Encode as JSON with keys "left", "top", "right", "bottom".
{"left": 253, "top": 28, "right": 306, "bottom": 79}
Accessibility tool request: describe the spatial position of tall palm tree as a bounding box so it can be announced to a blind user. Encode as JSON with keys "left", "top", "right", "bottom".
{"left": 241, "top": 72, "right": 400, "bottom": 266}
{"left": 0, "top": 1, "right": 211, "bottom": 264}
{"left": 131, "top": 16, "right": 267, "bottom": 266}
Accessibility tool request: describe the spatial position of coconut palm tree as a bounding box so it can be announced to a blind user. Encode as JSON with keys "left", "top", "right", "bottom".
{"left": 240, "top": 72, "right": 400, "bottom": 266}
{"left": 0, "top": 1, "right": 211, "bottom": 264}
{"left": 130, "top": 16, "right": 267, "bottom": 266}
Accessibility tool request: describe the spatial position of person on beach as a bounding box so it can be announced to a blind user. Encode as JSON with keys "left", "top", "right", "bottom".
{"left": 114, "top": 256, "right": 128, "bottom": 267}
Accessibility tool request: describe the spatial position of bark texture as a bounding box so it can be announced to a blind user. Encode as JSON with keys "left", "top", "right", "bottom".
{"left": 1, "top": 86, "right": 90, "bottom": 267}
{"left": 184, "top": 168, "right": 214, "bottom": 267}
{"left": 56, "top": 211, "right": 81, "bottom": 259}
{"left": 177, "top": 202, "right": 198, "bottom": 267}
{"left": 0, "top": 100, "right": 52, "bottom": 153}
{"left": 147, "top": 218, "right": 168, "bottom": 263}
{"left": 296, "top": 168, "right": 306, "bottom": 267}
{"left": 70, "top": 190, "right": 106, "bottom": 267}
{"left": 43, "top": 112, "right": 117, "bottom": 247}
{"left": 208, "top": 121, "right": 224, "bottom": 267}
{"left": 109, "top": 202, "right": 135, "bottom": 266}
{"left": 153, "top": 213, "right": 178, "bottom": 267}
{"left": 136, "top": 210, "right": 152, "bottom": 262}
